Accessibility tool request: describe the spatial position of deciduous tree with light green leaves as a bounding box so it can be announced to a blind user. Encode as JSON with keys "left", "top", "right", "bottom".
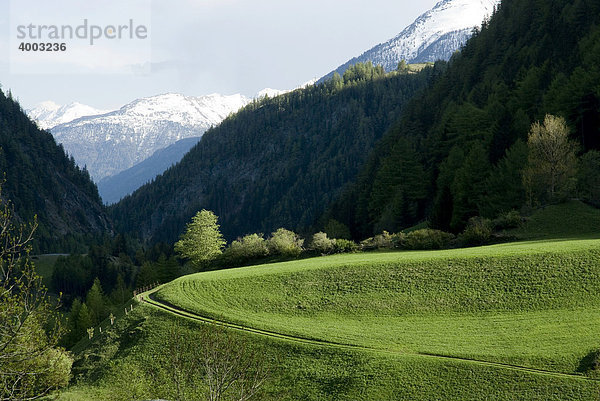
{"left": 523, "top": 114, "right": 578, "bottom": 206}
{"left": 175, "top": 210, "right": 226, "bottom": 267}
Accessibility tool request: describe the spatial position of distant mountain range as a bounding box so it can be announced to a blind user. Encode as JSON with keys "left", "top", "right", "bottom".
{"left": 319, "top": 0, "right": 499, "bottom": 82}
{"left": 27, "top": 82, "right": 319, "bottom": 204}
{"left": 28, "top": 93, "right": 251, "bottom": 181}
{"left": 28, "top": 101, "right": 110, "bottom": 130}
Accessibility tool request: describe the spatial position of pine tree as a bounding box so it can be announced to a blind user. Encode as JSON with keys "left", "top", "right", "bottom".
{"left": 481, "top": 139, "right": 528, "bottom": 217}
{"left": 65, "top": 299, "right": 83, "bottom": 346}
{"left": 86, "top": 278, "right": 106, "bottom": 325}
{"left": 110, "top": 274, "right": 130, "bottom": 306}
{"left": 136, "top": 261, "right": 157, "bottom": 288}
{"left": 450, "top": 143, "right": 492, "bottom": 230}
{"left": 76, "top": 303, "right": 92, "bottom": 338}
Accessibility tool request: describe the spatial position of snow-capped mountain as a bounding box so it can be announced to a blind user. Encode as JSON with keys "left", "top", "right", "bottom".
{"left": 49, "top": 93, "right": 251, "bottom": 181}
{"left": 319, "top": 0, "right": 499, "bottom": 82}
{"left": 27, "top": 101, "right": 111, "bottom": 130}
{"left": 256, "top": 79, "right": 317, "bottom": 99}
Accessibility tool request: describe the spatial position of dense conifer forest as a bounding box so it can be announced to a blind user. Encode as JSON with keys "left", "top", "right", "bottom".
{"left": 0, "top": 89, "right": 111, "bottom": 252}
{"left": 324, "top": 0, "right": 600, "bottom": 238}
{"left": 110, "top": 63, "right": 438, "bottom": 243}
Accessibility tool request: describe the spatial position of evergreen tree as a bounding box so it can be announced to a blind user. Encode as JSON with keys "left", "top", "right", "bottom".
{"left": 156, "top": 255, "right": 180, "bottom": 283}
{"left": 65, "top": 299, "right": 82, "bottom": 346}
{"left": 481, "top": 139, "right": 528, "bottom": 217}
{"left": 85, "top": 278, "right": 106, "bottom": 325}
{"left": 450, "top": 143, "right": 491, "bottom": 231}
{"left": 136, "top": 261, "right": 158, "bottom": 288}
{"left": 577, "top": 150, "right": 600, "bottom": 205}
{"left": 76, "top": 303, "right": 92, "bottom": 338}
{"left": 110, "top": 274, "right": 130, "bottom": 306}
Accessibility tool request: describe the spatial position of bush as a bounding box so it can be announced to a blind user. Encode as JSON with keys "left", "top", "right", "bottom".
{"left": 223, "top": 233, "right": 269, "bottom": 264}
{"left": 360, "top": 231, "right": 399, "bottom": 250}
{"left": 458, "top": 217, "right": 493, "bottom": 247}
{"left": 323, "top": 219, "right": 352, "bottom": 240}
{"left": 579, "top": 349, "right": 600, "bottom": 377}
{"left": 492, "top": 210, "right": 523, "bottom": 230}
{"left": 267, "top": 228, "right": 304, "bottom": 257}
{"left": 404, "top": 229, "right": 454, "bottom": 250}
{"left": 310, "top": 232, "right": 336, "bottom": 254}
{"left": 332, "top": 239, "right": 358, "bottom": 253}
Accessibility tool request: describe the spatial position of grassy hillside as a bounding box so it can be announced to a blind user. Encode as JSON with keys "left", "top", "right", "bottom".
{"left": 154, "top": 239, "right": 600, "bottom": 376}
{"left": 512, "top": 201, "right": 600, "bottom": 239}
{"left": 60, "top": 305, "right": 600, "bottom": 401}
{"left": 57, "top": 202, "right": 600, "bottom": 399}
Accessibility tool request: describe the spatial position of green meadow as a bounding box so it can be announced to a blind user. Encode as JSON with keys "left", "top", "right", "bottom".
{"left": 58, "top": 203, "right": 600, "bottom": 400}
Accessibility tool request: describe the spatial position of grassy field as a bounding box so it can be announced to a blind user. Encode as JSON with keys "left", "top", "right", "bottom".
{"left": 154, "top": 238, "right": 600, "bottom": 376}
{"left": 57, "top": 202, "right": 600, "bottom": 399}
{"left": 59, "top": 305, "right": 600, "bottom": 401}
{"left": 30, "top": 254, "right": 65, "bottom": 292}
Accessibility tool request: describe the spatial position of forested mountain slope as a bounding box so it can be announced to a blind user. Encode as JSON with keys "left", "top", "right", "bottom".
{"left": 110, "top": 65, "right": 438, "bottom": 243}
{"left": 324, "top": 0, "right": 600, "bottom": 238}
{"left": 0, "top": 89, "right": 111, "bottom": 252}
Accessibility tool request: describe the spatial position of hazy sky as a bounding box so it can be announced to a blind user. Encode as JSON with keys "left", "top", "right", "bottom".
{"left": 0, "top": 0, "right": 439, "bottom": 110}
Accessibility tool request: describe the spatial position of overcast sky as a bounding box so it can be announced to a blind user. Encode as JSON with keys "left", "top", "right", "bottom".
{"left": 0, "top": 0, "right": 439, "bottom": 110}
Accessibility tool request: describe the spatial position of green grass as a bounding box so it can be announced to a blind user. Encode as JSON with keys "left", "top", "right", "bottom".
{"left": 30, "top": 254, "right": 63, "bottom": 292}
{"left": 58, "top": 202, "right": 600, "bottom": 399}
{"left": 155, "top": 238, "right": 600, "bottom": 375}
{"left": 512, "top": 201, "right": 600, "bottom": 239}
{"left": 58, "top": 305, "right": 600, "bottom": 401}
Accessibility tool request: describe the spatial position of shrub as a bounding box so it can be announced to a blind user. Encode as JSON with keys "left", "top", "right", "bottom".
{"left": 223, "top": 233, "right": 269, "bottom": 264}
{"left": 459, "top": 217, "right": 493, "bottom": 247}
{"left": 579, "top": 349, "right": 600, "bottom": 378}
{"left": 310, "top": 232, "right": 336, "bottom": 254}
{"left": 323, "top": 219, "right": 352, "bottom": 240}
{"left": 267, "top": 228, "right": 304, "bottom": 257}
{"left": 493, "top": 210, "right": 523, "bottom": 230}
{"left": 390, "top": 232, "right": 406, "bottom": 248}
{"left": 332, "top": 239, "right": 358, "bottom": 253}
{"left": 404, "top": 229, "right": 454, "bottom": 250}
{"left": 360, "top": 231, "right": 399, "bottom": 250}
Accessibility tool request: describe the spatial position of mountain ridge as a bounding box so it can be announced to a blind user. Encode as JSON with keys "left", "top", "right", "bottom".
{"left": 319, "top": 0, "right": 499, "bottom": 83}
{"left": 46, "top": 92, "right": 251, "bottom": 181}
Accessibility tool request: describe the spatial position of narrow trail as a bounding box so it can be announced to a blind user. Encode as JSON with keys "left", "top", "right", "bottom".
{"left": 140, "top": 287, "right": 600, "bottom": 383}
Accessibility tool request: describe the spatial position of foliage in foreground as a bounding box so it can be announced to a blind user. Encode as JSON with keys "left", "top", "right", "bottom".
{"left": 0, "top": 184, "right": 72, "bottom": 399}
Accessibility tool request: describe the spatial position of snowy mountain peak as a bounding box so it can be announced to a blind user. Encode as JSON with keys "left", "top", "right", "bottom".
{"left": 319, "top": 0, "right": 500, "bottom": 82}
{"left": 256, "top": 88, "right": 288, "bottom": 99}
{"left": 46, "top": 92, "right": 252, "bottom": 181}
{"left": 111, "top": 92, "right": 251, "bottom": 126}
{"left": 27, "top": 101, "right": 111, "bottom": 130}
